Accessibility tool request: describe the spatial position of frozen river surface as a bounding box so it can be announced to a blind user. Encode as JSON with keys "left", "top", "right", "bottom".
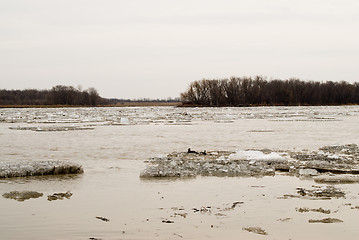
{"left": 1, "top": 106, "right": 359, "bottom": 240}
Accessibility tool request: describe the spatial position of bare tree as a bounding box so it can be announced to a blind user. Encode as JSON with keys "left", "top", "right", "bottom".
{"left": 180, "top": 77, "right": 359, "bottom": 106}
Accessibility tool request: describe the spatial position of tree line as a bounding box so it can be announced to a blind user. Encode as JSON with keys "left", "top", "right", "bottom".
{"left": 180, "top": 76, "right": 359, "bottom": 106}
{"left": 0, "top": 85, "right": 108, "bottom": 106}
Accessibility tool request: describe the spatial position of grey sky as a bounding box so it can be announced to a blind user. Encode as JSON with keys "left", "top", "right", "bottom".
{"left": 1, "top": 0, "right": 358, "bottom": 99}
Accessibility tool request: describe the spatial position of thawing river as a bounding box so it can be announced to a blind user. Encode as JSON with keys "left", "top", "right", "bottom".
{"left": 1, "top": 106, "right": 359, "bottom": 240}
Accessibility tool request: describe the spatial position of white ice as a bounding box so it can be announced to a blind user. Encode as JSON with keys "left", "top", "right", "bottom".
{"left": 228, "top": 150, "right": 285, "bottom": 161}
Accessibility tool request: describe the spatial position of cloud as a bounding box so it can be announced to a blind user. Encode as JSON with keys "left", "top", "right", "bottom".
{"left": 0, "top": 0, "right": 358, "bottom": 98}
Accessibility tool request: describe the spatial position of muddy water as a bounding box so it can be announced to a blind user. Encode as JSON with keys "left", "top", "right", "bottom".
{"left": 1, "top": 106, "right": 359, "bottom": 239}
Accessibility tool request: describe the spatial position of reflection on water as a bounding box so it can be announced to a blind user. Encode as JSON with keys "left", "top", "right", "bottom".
{"left": 1, "top": 106, "right": 359, "bottom": 239}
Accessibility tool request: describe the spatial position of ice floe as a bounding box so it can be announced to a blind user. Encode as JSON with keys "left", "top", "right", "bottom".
{"left": 140, "top": 150, "right": 289, "bottom": 178}
{"left": 313, "top": 174, "right": 359, "bottom": 183}
{"left": 279, "top": 186, "right": 346, "bottom": 200}
{"left": 141, "top": 144, "right": 359, "bottom": 181}
{"left": 9, "top": 125, "right": 94, "bottom": 131}
{"left": 0, "top": 161, "right": 83, "bottom": 178}
{"left": 308, "top": 218, "right": 343, "bottom": 223}
{"left": 2, "top": 191, "right": 43, "bottom": 201}
{"left": 1, "top": 106, "right": 358, "bottom": 125}
{"left": 47, "top": 191, "right": 73, "bottom": 201}
{"left": 242, "top": 227, "right": 268, "bottom": 235}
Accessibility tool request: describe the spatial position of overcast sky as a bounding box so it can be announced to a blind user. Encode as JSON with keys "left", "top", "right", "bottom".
{"left": 1, "top": 0, "right": 358, "bottom": 99}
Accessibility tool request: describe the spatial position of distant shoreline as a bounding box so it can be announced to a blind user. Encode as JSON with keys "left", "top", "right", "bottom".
{"left": 112, "top": 101, "right": 182, "bottom": 107}
{"left": 0, "top": 102, "right": 183, "bottom": 108}
{"left": 2, "top": 102, "right": 359, "bottom": 108}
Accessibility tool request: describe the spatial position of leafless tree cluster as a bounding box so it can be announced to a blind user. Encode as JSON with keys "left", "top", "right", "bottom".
{"left": 180, "top": 76, "right": 359, "bottom": 106}
{"left": 0, "top": 85, "right": 107, "bottom": 106}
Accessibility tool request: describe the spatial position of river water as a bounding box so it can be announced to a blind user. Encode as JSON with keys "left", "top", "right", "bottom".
{"left": 0, "top": 106, "right": 359, "bottom": 240}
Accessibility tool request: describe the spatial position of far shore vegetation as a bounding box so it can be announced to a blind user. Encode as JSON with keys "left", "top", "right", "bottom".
{"left": 0, "top": 85, "right": 180, "bottom": 108}
{"left": 180, "top": 76, "right": 359, "bottom": 107}
{"left": 0, "top": 85, "right": 105, "bottom": 107}
{"left": 1, "top": 77, "right": 359, "bottom": 108}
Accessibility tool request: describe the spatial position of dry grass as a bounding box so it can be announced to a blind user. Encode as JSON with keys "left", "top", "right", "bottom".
{"left": 114, "top": 101, "right": 182, "bottom": 107}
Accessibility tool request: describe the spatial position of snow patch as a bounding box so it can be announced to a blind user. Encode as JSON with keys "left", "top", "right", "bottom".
{"left": 229, "top": 150, "right": 285, "bottom": 161}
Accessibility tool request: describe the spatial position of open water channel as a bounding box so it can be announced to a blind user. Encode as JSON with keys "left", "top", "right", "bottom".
{"left": 1, "top": 106, "right": 359, "bottom": 240}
